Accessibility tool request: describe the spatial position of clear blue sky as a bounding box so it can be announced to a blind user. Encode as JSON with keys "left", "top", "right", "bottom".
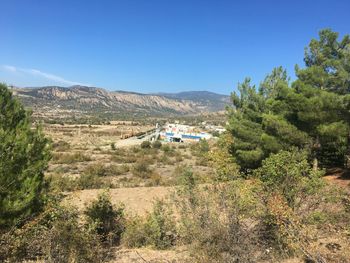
{"left": 0, "top": 0, "right": 349, "bottom": 94}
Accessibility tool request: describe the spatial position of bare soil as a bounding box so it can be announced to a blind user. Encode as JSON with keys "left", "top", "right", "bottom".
{"left": 64, "top": 186, "right": 172, "bottom": 216}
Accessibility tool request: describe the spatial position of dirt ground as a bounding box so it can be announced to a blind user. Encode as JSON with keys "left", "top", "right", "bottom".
{"left": 324, "top": 167, "right": 350, "bottom": 190}
{"left": 44, "top": 123, "right": 350, "bottom": 263}
{"left": 64, "top": 186, "right": 172, "bottom": 216}
{"left": 110, "top": 247, "right": 190, "bottom": 263}
{"left": 44, "top": 123, "right": 154, "bottom": 150}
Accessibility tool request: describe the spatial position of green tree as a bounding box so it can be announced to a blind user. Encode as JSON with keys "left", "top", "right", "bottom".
{"left": 0, "top": 84, "right": 50, "bottom": 228}
{"left": 227, "top": 74, "right": 309, "bottom": 171}
{"left": 296, "top": 29, "right": 350, "bottom": 94}
{"left": 227, "top": 78, "right": 266, "bottom": 170}
{"left": 228, "top": 29, "right": 350, "bottom": 170}
{"left": 294, "top": 29, "right": 350, "bottom": 166}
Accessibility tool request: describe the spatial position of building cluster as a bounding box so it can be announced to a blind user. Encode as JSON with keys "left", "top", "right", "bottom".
{"left": 159, "top": 123, "right": 212, "bottom": 142}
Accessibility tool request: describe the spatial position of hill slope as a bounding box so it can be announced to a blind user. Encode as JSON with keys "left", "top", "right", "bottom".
{"left": 12, "top": 86, "right": 230, "bottom": 119}
{"left": 155, "top": 91, "right": 230, "bottom": 111}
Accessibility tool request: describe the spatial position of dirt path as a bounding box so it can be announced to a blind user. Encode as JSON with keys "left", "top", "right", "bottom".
{"left": 64, "top": 186, "right": 173, "bottom": 216}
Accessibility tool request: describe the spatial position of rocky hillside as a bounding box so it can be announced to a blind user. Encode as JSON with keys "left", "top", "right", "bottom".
{"left": 155, "top": 91, "right": 230, "bottom": 112}
{"left": 12, "top": 86, "right": 230, "bottom": 118}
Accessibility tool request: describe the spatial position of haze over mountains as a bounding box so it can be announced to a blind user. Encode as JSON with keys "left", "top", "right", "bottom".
{"left": 12, "top": 85, "right": 230, "bottom": 117}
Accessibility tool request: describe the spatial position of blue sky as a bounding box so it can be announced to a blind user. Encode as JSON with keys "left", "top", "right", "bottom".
{"left": 0, "top": 0, "right": 349, "bottom": 94}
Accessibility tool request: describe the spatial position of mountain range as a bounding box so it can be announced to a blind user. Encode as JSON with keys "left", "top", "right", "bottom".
{"left": 11, "top": 86, "right": 230, "bottom": 119}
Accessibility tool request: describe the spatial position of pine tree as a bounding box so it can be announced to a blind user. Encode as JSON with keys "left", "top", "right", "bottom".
{"left": 227, "top": 75, "right": 308, "bottom": 171}
{"left": 296, "top": 29, "right": 350, "bottom": 94}
{"left": 0, "top": 83, "right": 50, "bottom": 228}
{"left": 227, "top": 29, "right": 350, "bottom": 171}
{"left": 227, "top": 78, "right": 266, "bottom": 170}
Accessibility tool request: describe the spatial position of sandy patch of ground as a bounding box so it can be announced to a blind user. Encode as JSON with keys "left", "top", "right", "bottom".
{"left": 64, "top": 186, "right": 173, "bottom": 216}
{"left": 324, "top": 168, "right": 350, "bottom": 190}
{"left": 110, "top": 247, "right": 190, "bottom": 263}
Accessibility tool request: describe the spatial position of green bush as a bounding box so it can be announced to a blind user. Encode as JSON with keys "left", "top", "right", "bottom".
{"left": 85, "top": 192, "right": 125, "bottom": 245}
{"left": 254, "top": 149, "right": 325, "bottom": 209}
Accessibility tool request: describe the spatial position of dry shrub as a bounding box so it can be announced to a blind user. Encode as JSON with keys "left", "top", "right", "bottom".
{"left": 174, "top": 176, "right": 264, "bottom": 263}
{"left": 47, "top": 173, "right": 77, "bottom": 192}
{"left": 145, "top": 172, "right": 163, "bottom": 186}
{"left": 0, "top": 203, "right": 103, "bottom": 263}
{"left": 52, "top": 140, "right": 71, "bottom": 152}
{"left": 122, "top": 200, "right": 176, "bottom": 250}
{"left": 52, "top": 152, "right": 91, "bottom": 164}
{"left": 85, "top": 192, "right": 125, "bottom": 246}
{"left": 76, "top": 172, "right": 112, "bottom": 190}
{"left": 140, "top": 141, "right": 151, "bottom": 149}
{"left": 152, "top": 140, "right": 162, "bottom": 149}
{"left": 132, "top": 159, "right": 153, "bottom": 178}
{"left": 84, "top": 163, "right": 129, "bottom": 177}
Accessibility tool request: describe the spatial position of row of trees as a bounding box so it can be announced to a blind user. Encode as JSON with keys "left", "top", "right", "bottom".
{"left": 228, "top": 29, "right": 350, "bottom": 171}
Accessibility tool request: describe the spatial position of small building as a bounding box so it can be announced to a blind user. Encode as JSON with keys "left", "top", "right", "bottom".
{"left": 160, "top": 123, "right": 212, "bottom": 142}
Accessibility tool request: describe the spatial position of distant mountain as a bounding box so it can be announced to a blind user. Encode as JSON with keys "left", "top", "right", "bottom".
{"left": 154, "top": 91, "right": 230, "bottom": 111}
{"left": 12, "top": 86, "right": 230, "bottom": 119}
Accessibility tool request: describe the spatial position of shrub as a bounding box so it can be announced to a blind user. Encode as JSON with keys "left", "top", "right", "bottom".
{"left": 178, "top": 144, "right": 186, "bottom": 149}
{"left": 132, "top": 159, "right": 152, "bottom": 178}
{"left": 52, "top": 152, "right": 91, "bottom": 164}
{"left": 48, "top": 173, "right": 77, "bottom": 192}
{"left": 0, "top": 203, "right": 103, "bottom": 262}
{"left": 110, "top": 142, "right": 116, "bottom": 151}
{"left": 140, "top": 141, "right": 151, "bottom": 149}
{"left": 174, "top": 178, "right": 262, "bottom": 262}
{"left": 254, "top": 149, "right": 325, "bottom": 209}
{"left": 46, "top": 209, "right": 103, "bottom": 262}
{"left": 161, "top": 144, "right": 171, "bottom": 153}
{"left": 52, "top": 140, "right": 71, "bottom": 151}
{"left": 146, "top": 172, "right": 163, "bottom": 186}
{"left": 122, "top": 200, "right": 176, "bottom": 249}
{"left": 208, "top": 147, "right": 240, "bottom": 181}
{"left": 191, "top": 139, "right": 210, "bottom": 157}
{"left": 159, "top": 154, "right": 175, "bottom": 165}
{"left": 121, "top": 217, "right": 148, "bottom": 248}
{"left": 152, "top": 140, "right": 162, "bottom": 149}
{"left": 76, "top": 173, "right": 111, "bottom": 189}
{"left": 83, "top": 163, "right": 129, "bottom": 178}
{"left": 254, "top": 149, "right": 329, "bottom": 260}
{"left": 84, "top": 163, "right": 109, "bottom": 177}
{"left": 85, "top": 192, "right": 125, "bottom": 245}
